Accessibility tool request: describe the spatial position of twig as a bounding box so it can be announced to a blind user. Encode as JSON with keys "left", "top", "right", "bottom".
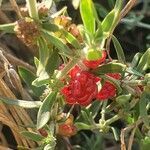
{"left": 9, "top": 0, "right": 22, "bottom": 19}
{"left": 127, "top": 124, "right": 137, "bottom": 150}
{"left": 120, "top": 0, "right": 137, "bottom": 19}
{"left": 120, "top": 125, "right": 134, "bottom": 150}
{"left": 106, "top": 0, "right": 137, "bottom": 51}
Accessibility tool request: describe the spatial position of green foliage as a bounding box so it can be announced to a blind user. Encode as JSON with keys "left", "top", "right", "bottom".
{"left": 92, "top": 62, "right": 126, "bottom": 74}
{"left": 112, "top": 35, "right": 126, "bottom": 64}
{"left": 37, "top": 91, "right": 57, "bottom": 129}
{"left": 0, "top": 97, "right": 42, "bottom": 108}
{"left": 18, "top": 67, "right": 45, "bottom": 97}
{"left": 80, "top": 0, "right": 96, "bottom": 35}
{"left": 21, "top": 131, "right": 44, "bottom": 141}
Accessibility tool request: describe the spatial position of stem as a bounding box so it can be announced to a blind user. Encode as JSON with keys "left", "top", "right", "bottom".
{"left": 26, "top": 0, "right": 39, "bottom": 20}
{"left": 101, "top": 101, "right": 108, "bottom": 122}
{"left": 120, "top": 0, "right": 137, "bottom": 19}
{"left": 105, "top": 114, "right": 121, "bottom": 125}
{"left": 56, "top": 58, "right": 79, "bottom": 79}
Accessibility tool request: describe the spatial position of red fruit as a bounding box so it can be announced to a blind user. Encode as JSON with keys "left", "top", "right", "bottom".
{"left": 38, "top": 129, "right": 48, "bottom": 137}
{"left": 97, "top": 73, "right": 121, "bottom": 100}
{"left": 58, "top": 124, "right": 77, "bottom": 137}
{"left": 83, "top": 51, "right": 107, "bottom": 69}
{"left": 69, "top": 65, "right": 81, "bottom": 79}
{"left": 61, "top": 70, "right": 98, "bottom": 106}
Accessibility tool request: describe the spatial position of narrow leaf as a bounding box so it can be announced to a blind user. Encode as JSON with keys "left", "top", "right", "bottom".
{"left": 37, "top": 37, "right": 50, "bottom": 67}
{"left": 101, "top": 9, "right": 115, "bottom": 33}
{"left": 136, "top": 48, "right": 150, "bottom": 73}
{"left": 41, "top": 29, "right": 73, "bottom": 57}
{"left": 37, "top": 91, "right": 57, "bottom": 129}
{"left": 0, "top": 97, "right": 42, "bottom": 108}
{"left": 18, "top": 67, "right": 45, "bottom": 97}
{"left": 80, "top": 0, "right": 95, "bottom": 35}
{"left": 46, "top": 49, "right": 60, "bottom": 76}
{"left": 94, "top": 22, "right": 103, "bottom": 42}
{"left": 139, "top": 92, "right": 150, "bottom": 126}
{"left": 111, "top": 127, "right": 119, "bottom": 141}
{"left": 0, "top": 23, "right": 16, "bottom": 33}
{"left": 61, "top": 29, "right": 81, "bottom": 49}
{"left": 92, "top": 62, "right": 126, "bottom": 75}
{"left": 21, "top": 131, "right": 44, "bottom": 141}
{"left": 131, "top": 52, "right": 142, "bottom": 68}
{"left": 42, "top": 23, "right": 59, "bottom": 32}
{"left": 112, "top": 35, "right": 126, "bottom": 63}
{"left": 75, "top": 122, "right": 91, "bottom": 130}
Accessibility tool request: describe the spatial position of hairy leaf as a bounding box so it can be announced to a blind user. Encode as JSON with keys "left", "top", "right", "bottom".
{"left": 37, "top": 91, "right": 57, "bottom": 129}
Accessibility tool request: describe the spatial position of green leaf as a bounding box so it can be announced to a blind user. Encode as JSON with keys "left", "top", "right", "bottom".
{"left": 94, "top": 22, "right": 103, "bottom": 42}
{"left": 0, "top": 23, "right": 15, "bottom": 33}
{"left": 92, "top": 62, "right": 126, "bottom": 75}
{"left": 126, "top": 68, "right": 144, "bottom": 77}
{"left": 139, "top": 92, "right": 150, "bottom": 126}
{"left": 111, "top": 127, "right": 119, "bottom": 141}
{"left": 18, "top": 67, "right": 45, "bottom": 97}
{"left": 21, "top": 131, "right": 44, "bottom": 142}
{"left": 116, "top": 94, "right": 131, "bottom": 106}
{"left": 42, "top": 23, "right": 59, "bottom": 32}
{"left": 37, "top": 91, "right": 57, "bottom": 129}
{"left": 101, "top": 0, "right": 122, "bottom": 33}
{"left": 46, "top": 49, "right": 60, "bottom": 76}
{"left": 0, "top": 97, "right": 42, "bottom": 108}
{"left": 136, "top": 48, "right": 150, "bottom": 73}
{"left": 61, "top": 29, "right": 81, "bottom": 49}
{"left": 131, "top": 52, "right": 142, "bottom": 68}
{"left": 41, "top": 29, "right": 74, "bottom": 57}
{"left": 101, "top": 9, "right": 115, "bottom": 33}
{"left": 75, "top": 122, "right": 91, "bottom": 130}
{"left": 32, "top": 58, "right": 49, "bottom": 87}
{"left": 112, "top": 35, "right": 126, "bottom": 64}
{"left": 89, "top": 101, "right": 102, "bottom": 118}
{"left": 37, "top": 37, "right": 50, "bottom": 67}
{"left": 80, "top": 0, "right": 95, "bottom": 35}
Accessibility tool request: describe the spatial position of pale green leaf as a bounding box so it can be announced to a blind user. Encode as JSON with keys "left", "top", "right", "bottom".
{"left": 37, "top": 92, "right": 57, "bottom": 129}
{"left": 0, "top": 97, "right": 42, "bottom": 108}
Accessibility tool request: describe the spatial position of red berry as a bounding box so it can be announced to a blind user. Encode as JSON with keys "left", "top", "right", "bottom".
{"left": 61, "top": 69, "right": 98, "bottom": 106}
{"left": 83, "top": 51, "right": 107, "bottom": 69}
{"left": 58, "top": 124, "right": 77, "bottom": 137}
{"left": 38, "top": 129, "right": 48, "bottom": 137}
{"left": 97, "top": 73, "right": 121, "bottom": 100}
{"left": 69, "top": 65, "right": 81, "bottom": 79}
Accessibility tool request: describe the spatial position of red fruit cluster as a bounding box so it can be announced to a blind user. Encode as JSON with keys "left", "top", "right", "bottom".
{"left": 57, "top": 114, "right": 77, "bottom": 137}
{"left": 61, "top": 66, "right": 98, "bottom": 106}
{"left": 58, "top": 124, "right": 77, "bottom": 137}
{"left": 61, "top": 65, "right": 121, "bottom": 106}
{"left": 83, "top": 51, "right": 107, "bottom": 69}
{"left": 97, "top": 73, "right": 121, "bottom": 100}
